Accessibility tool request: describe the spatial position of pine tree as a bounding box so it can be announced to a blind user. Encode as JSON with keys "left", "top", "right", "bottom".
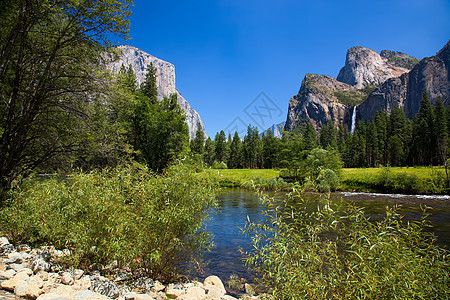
{"left": 412, "top": 91, "right": 436, "bottom": 165}
{"left": 229, "top": 132, "right": 243, "bottom": 169}
{"left": 190, "top": 123, "right": 205, "bottom": 156}
{"left": 262, "top": 131, "right": 280, "bottom": 168}
{"left": 203, "top": 137, "right": 215, "bottom": 166}
{"left": 140, "top": 62, "right": 158, "bottom": 104}
{"left": 134, "top": 67, "right": 189, "bottom": 172}
{"left": 435, "top": 97, "right": 448, "bottom": 171}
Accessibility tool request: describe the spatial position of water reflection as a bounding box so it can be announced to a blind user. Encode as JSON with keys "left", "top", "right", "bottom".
{"left": 201, "top": 189, "right": 450, "bottom": 281}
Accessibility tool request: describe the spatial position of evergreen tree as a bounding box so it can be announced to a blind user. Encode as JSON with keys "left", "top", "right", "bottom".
{"left": 228, "top": 132, "right": 243, "bottom": 169}
{"left": 411, "top": 91, "right": 436, "bottom": 165}
{"left": 134, "top": 68, "right": 189, "bottom": 172}
{"left": 319, "top": 121, "right": 338, "bottom": 150}
{"left": 262, "top": 131, "right": 280, "bottom": 169}
{"left": 435, "top": 97, "right": 448, "bottom": 166}
{"left": 203, "top": 137, "right": 215, "bottom": 166}
{"left": 190, "top": 123, "right": 205, "bottom": 156}
{"left": 301, "top": 122, "right": 318, "bottom": 151}
{"left": 140, "top": 62, "right": 158, "bottom": 104}
{"left": 243, "top": 125, "right": 262, "bottom": 169}
{"left": 214, "top": 130, "right": 228, "bottom": 163}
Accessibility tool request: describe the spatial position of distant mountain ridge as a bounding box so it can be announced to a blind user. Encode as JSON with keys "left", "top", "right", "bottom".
{"left": 105, "top": 45, "right": 205, "bottom": 139}
{"left": 285, "top": 42, "right": 450, "bottom": 133}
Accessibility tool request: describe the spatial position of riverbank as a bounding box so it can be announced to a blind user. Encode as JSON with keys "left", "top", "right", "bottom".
{"left": 0, "top": 236, "right": 259, "bottom": 300}
{"left": 215, "top": 167, "right": 449, "bottom": 195}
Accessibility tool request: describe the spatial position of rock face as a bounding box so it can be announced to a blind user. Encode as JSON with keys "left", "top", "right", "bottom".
{"left": 105, "top": 45, "right": 205, "bottom": 139}
{"left": 262, "top": 122, "right": 285, "bottom": 138}
{"left": 337, "top": 46, "right": 415, "bottom": 89}
{"left": 285, "top": 74, "right": 362, "bottom": 132}
{"left": 357, "top": 40, "right": 450, "bottom": 121}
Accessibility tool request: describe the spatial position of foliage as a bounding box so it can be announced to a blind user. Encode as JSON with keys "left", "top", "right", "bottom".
{"left": 0, "top": 162, "right": 219, "bottom": 281}
{"left": 212, "top": 161, "right": 228, "bottom": 169}
{"left": 244, "top": 191, "right": 449, "bottom": 299}
{"left": 134, "top": 66, "right": 189, "bottom": 172}
{"left": 0, "top": 0, "right": 132, "bottom": 200}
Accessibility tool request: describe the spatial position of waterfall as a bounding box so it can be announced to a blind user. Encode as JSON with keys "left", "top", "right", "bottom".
{"left": 350, "top": 106, "right": 357, "bottom": 134}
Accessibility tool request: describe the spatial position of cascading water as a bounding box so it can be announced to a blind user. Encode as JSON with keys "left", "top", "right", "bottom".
{"left": 350, "top": 106, "right": 357, "bottom": 134}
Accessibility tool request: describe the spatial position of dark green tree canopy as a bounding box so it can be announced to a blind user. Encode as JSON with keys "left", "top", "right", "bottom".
{"left": 0, "top": 0, "right": 132, "bottom": 198}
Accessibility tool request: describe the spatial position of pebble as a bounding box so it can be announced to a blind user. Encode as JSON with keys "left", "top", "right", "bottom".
{"left": 0, "top": 236, "right": 257, "bottom": 300}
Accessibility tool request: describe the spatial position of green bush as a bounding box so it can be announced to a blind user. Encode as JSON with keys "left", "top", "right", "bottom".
{"left": 211, "top": 161, "right": 228, "bottom": 169}
{"left": 316, "top": 168, "right": 340, "bottom": 192}
{"left": 244, "top": 191, "right": 449, "bottom": 299}
{"left": 1, "top": 162, "right": 219, "bottom": 281}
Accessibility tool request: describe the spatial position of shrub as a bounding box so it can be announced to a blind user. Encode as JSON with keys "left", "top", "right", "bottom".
{"left": 212, "top": 161, "right": 228, "bottom": 169}
{"left": 0, "top": 161, "right": 219, "bottom": 281}
{"left": 244, "top": 191, "right": 449, "bottom": 299}
{"left": 316, "top": 168, "right": 340, "bottom": 192}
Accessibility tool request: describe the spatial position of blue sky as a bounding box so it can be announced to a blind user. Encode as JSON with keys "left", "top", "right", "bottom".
{"left": 126, "top": 0, "right": 450, "bottom": 137}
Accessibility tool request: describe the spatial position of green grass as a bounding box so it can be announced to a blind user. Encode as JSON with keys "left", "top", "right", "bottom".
{"left": 217, "top": 169, "right": 280, "bottom": 180}
{"left": 341, "top": 166, "right": 446, "bottom": 181}
{"left": 341, "top": 166, "right": 448, "bottom": 194}
{"left": 214, "top": 167, "right": 449, "bottom": 194}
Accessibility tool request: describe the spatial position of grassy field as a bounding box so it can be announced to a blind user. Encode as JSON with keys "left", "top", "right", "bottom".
{"left": 341, "top": 166, "right": 446, "bottom": 181}
{"left": 214, "top": 167, "right": 449, "bottom": 194}
{"left": 217, "top": 169, "right": 280, "bottom": 179}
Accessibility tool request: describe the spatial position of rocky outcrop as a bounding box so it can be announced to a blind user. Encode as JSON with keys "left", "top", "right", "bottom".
{"left": 285, "top": 74, "right": 365, "bottom": 132}
{"left": 105, "top": 46, "right": 205, "bottom": 139}
{"left": 337, "top": 46, "right": 415, "bottom": 89}
{"left": 262, "top": 122, "right": 285, "bottom": 138}
{"left": 357, "top": 40, "right": 450, "bottom": 121}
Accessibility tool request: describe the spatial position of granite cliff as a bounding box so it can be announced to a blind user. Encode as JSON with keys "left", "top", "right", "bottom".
{"left": 105, "top": 46, "right": 205, "bottom": 139}
{"left": 337, "top": 47, "right": 417, "bottom": 89}
{"left": 285, "top": 45, "right": 422, "bottom": 133}
{"left": 357, "top": 40, "right": 450, "bottom": 122}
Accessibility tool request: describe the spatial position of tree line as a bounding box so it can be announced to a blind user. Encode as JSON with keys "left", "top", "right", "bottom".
{"left": 192, "top": 92, "right": 449, "bottom": 170}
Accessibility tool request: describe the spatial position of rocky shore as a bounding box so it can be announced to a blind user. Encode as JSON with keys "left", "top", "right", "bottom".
{"left": 0, "top": 237, "right": 259, "bottom": 300}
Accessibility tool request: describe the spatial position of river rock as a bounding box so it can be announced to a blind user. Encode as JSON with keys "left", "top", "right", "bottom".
{"left": 32, "top": 258, "right": 51, "bottom": 273}
{"left": 166, "top": 287, "right": 185, "bottom": 298}
{"left": 18, "top": 268, "right": 33, "bottom": 276}
{"left": 26, "top": 285, "right": 42, "bottom": 299}
{"left": 179, "top": 286, "right": 205, "bottom": 300}
{"left": 75, "top": 276, "right": 92, "bottom": 290}
{"left": 7, "top": 263, "right": 24, "bottom": 272}
{"left": 203, "top": 276, "right": 226, "bottom": 295}
{"left": 36, "top": 293, "right": 70, "bottom": 300}
{"left": 73, "top": 269, "right": 84, "bottom": 280}
{"left": 0, "top": 269, "right": 16, "bottom": 280}
{"left": 220, "top": 296, "right": 238, "bottom": 300}
{"left": 203, "top": 285, "right": 225, "bottom": 299}
{"left": 89, "top": 279, "right": 120, "bottom": 298}
{"left": 1, "top": 271, "right": 30, "bottom": 291}
{"left": 17, "top": 244, "right": 32, "bottom": 253}
{"left": 14, "top": 283, "right": 29, "bottom": 297}
{"left": 151, "top": 281, "right": 165, "bottom": 292}
{"left": 5, "top": 254, "right": 23, "bottom": 264}
{"left": 61, "top": 272, "right": 74, "bottom": 285}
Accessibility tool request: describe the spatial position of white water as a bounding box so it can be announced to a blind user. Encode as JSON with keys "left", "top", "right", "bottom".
{"left": 350, "top": 106, "right": 357, "bottom": 134}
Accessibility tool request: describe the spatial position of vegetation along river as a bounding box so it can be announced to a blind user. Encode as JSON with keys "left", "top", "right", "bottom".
{"left": 201, "top": 189, "right": 450, "bottom": 282}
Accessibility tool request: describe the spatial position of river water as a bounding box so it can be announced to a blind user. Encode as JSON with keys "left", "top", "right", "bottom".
{"left": 201, "top": 189, "right": 450, "bottom": 281}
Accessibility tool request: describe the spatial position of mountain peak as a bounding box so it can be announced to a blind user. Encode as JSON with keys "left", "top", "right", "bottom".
{"left": 337, "top": 46, "right": 416, "bottom": 89}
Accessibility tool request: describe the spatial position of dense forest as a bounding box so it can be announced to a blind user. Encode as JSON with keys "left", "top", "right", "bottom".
{"left": 194, "top": 92, "right": 449, "bottom": 170}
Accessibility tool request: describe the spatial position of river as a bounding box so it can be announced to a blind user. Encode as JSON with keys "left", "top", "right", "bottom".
{"left": 200, "top": 189, "right": 450, "bottom": 282}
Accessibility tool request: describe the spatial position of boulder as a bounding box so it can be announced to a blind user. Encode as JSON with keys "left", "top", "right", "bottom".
{"left": 61, "top": 272, "right": 74, "bottom": 285}
{"left": 1, "top": 271, "right": 30, "bottom": 291}
{"left": 203, "top": 276, "right": 226, "bottom": 295}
